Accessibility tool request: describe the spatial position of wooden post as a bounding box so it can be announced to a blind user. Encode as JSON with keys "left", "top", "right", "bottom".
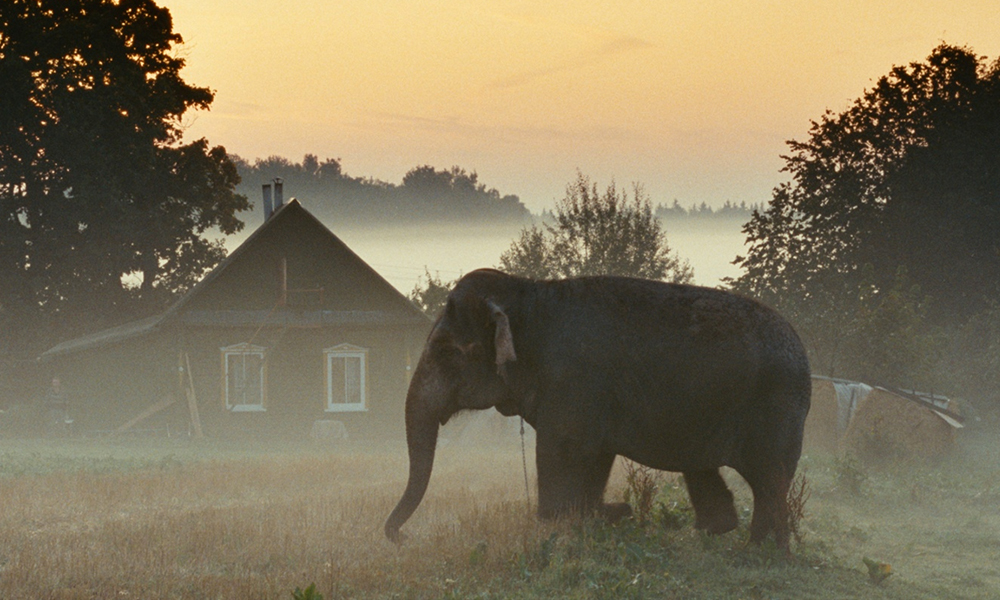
{"left": 278, "top": 257, "right": 288, "bottom": 306}
{"left": 178, "top": 350, "right": 185, "bottom": 397}
{"left": 184, "top": 352, "right": 204, "bottom": 439}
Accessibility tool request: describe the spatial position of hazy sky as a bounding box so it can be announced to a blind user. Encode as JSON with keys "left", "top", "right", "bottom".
{"left": 164, "top": 0, "right": 1000, "bottom": 213}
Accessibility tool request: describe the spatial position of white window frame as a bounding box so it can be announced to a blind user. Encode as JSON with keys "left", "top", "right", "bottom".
{"left": 324, "top": 344, "right": 367, "bottom": 412}
{"left": 221, "top": 343, "right": 267, "bottom": 412}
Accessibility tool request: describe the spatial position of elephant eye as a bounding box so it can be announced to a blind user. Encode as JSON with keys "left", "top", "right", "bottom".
{"left": 429, "top": 337, "right": 464, "bottom": 359}
{"left": 458, "top": 342, "right": 483, "bottom": 357}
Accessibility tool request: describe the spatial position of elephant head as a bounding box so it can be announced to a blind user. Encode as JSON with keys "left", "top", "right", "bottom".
{"left": 384, "top": 270, "right": 519, "bottom": 541}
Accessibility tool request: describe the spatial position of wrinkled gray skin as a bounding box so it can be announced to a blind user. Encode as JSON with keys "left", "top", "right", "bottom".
{"left": 385, "top": 269, "right": 810, "bottom": 548}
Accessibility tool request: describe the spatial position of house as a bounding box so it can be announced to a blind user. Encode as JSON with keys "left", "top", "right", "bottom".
{"left": 38, "top": 196, "right": 431, "bottom": 440}
{"left": 804, "top": 375, "right": 964, "bottom": 462}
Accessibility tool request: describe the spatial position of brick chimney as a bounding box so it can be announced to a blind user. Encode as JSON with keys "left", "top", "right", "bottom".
{"left": 262, "top": 183, "right": 274, "bottom": 220}
{"left": 273, "top": 178, "right": 284, "bottom": 211}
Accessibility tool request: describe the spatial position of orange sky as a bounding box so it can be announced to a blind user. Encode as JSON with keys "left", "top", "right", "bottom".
{"left": 163, "top": 0, "right": 1000, "bottom": 212}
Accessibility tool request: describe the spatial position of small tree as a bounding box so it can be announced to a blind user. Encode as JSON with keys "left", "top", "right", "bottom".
{"left": 500, "top": 173, "right": 693, "bottom": 282}
{"left": 498, "top": 227, "right": 553, "bottom": 280}
{"left": 408, "top": 268, "right": 454, "bottom": 318}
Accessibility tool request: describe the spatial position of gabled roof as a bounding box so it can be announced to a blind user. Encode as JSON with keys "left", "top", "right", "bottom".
{"left": 40, "top": 199, "right": 429, "bottom": 360}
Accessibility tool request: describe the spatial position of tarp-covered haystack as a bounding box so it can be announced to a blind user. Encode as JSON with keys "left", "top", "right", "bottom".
{"left": 804, "top": 376, "right": 964, "bottom": 462}
{"left": 803, "top": 377, "right": 872, "bottom": 453}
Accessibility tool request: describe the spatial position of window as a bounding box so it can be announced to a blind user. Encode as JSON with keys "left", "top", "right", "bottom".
{"left": 324, "top": 344, "right": 367, "bottom": 412}
{"left": 221, "top": 343, "right": 266, "bottom": 412}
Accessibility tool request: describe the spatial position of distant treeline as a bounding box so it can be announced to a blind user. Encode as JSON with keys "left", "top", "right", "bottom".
{"left": 534, "top": 200, "right": 761, "bottom": 225}
{"left": 655, "top": 200, "right": 762, "bottom": 220}
{"left": 233, "top": 154, "right": 759, "bottom": 225}
{"left": 231, "top": 154, "right": 531, "bottom": 224}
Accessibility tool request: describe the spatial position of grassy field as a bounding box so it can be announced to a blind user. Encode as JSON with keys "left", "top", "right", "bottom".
{"left": 0, "top": 424, "right": 997, "bottom": 600}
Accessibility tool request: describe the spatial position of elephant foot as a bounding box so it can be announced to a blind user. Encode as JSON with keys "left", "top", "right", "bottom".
{"left": 684, "top": 470, "right": 738, "bottom": 535}
{"left": 538, "top": 501, "right": 632, "bottom": 523}
{"left": 600, "top": 502, "right": 632, "bottom": 523}
{"left": 693, "top": 504, "right": 739, "bottom": 535}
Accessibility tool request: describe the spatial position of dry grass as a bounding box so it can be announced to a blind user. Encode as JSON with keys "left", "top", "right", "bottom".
{"left": 0, "top": 438, "right": 547, "bottom": 599}
{"left": 0, "top": 428, "right": 997, "bottom": 599}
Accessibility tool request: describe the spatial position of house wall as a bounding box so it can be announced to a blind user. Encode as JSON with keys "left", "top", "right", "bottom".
{"left": 40, "top": 321, "right": 425, "bottom": 440}
{"left": 181, "top": 323, "right": 424, "bottom": 440}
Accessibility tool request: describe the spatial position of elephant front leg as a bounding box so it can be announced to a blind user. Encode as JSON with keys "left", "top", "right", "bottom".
{"left": 535, "top": 436, "right": 626, "bottom": 520}
{"left": 683, "top": 469, "right": 739, "bottom": 535}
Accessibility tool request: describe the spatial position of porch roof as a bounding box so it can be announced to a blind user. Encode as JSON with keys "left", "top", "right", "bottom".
{"left": 177, "top": 310, "right": 429, "bottom": 327}
{"left": 39, "top": 315, "right": 165, "bottom": 360}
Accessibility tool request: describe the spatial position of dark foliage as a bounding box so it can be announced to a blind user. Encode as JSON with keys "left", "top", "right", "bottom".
{"left": 731, "top": 44, "right": 1000, "bottom": 396}
{"left": 0, "top": 0, "right": 247, "bottom": 365}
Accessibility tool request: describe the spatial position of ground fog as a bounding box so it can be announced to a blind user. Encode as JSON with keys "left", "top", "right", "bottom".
{"left": 263, "top": 218, "right": 747, "bottom": 294}
{"left": 0, "top": 419, "right": 997, "bottom": 599}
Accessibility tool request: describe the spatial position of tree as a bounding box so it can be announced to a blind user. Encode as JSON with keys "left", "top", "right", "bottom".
{"left": 500, "top": 173, "right": 693, "bottom": 282}
{"left": 731, "top": 44, "right": 1000, "bottom": 387}
{"left": 0, "top": 0, "right": 248, "bottom": 355}
{"left": 232, "top": 157, "right": 530, "bottom": 225}
{"left": 398, "top": 165, "right": 527, "bottom": 220}
{"left": 500, "top": 227, "right": 553, "bottom": 279}
{"left": 408, "top": 268, "right": 453, "bottom": 317}
{"left": 842, "top": 267, "right": 943, "bottom": 390}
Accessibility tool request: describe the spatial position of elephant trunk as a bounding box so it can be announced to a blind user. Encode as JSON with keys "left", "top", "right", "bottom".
{"left": 384, "top": 367, "right": 444, "bottom": 542}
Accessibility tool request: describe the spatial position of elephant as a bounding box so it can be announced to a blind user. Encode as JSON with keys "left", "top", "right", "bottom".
{"left": 384, "top": 269, "right": 811, "bottom": 548}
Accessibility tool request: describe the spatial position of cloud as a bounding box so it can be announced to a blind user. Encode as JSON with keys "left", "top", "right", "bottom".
{"left": 491, "top": 35, "right": 654, "bottom": 90}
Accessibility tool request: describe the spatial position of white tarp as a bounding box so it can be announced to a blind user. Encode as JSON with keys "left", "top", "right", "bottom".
{"left": 832, "top": 381, "right": 873, "bottom": 433}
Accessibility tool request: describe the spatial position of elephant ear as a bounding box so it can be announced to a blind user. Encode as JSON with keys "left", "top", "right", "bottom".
{"left": 487, "top": 300, "right": 516, "bottom": 375}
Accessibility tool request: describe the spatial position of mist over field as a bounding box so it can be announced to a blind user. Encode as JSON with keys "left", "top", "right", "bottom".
{"left": 227, "top": 154, "right": 754, "bottom": 293}
{"left": 0, "top": 426, "right": 997, "bottom": 599}
{"left": 227, "top": 217, "right": 748, "bottom": 294}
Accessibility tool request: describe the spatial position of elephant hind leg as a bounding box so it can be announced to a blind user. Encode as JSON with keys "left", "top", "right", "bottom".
{"left": 742, "top": 467, "right": 793, "bottom": 548}
{"left": 683, "top": 469, "right": 738, "bottom": 535}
